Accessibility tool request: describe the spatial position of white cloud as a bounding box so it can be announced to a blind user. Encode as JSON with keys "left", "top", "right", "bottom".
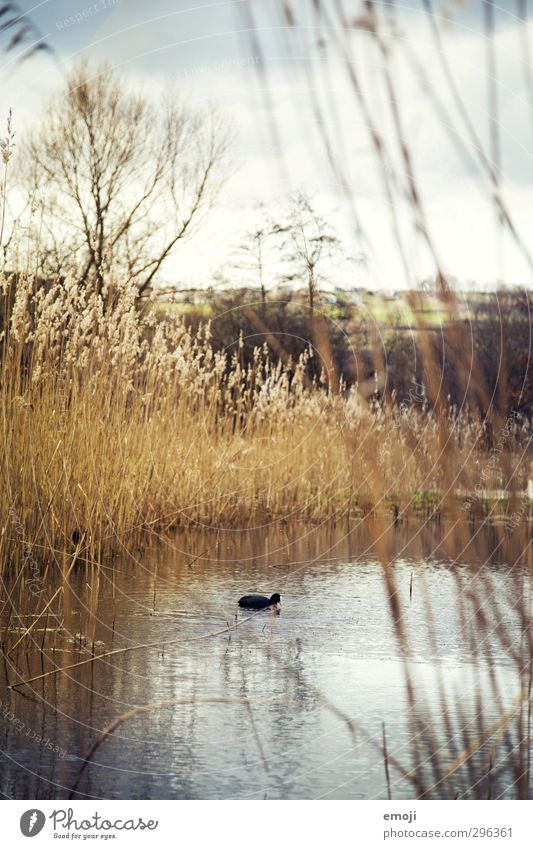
{"left": 3, "top": 0, "right": 533, "bottom": 289}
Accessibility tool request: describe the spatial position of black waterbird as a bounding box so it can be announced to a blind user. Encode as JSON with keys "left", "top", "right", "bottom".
{"left": 238, "top": 593, "right": 281, "bottom": 610}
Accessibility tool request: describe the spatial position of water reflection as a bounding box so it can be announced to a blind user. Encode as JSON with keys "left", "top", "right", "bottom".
{"left": 0, "top": 521, "right": 530, "bottom": 799}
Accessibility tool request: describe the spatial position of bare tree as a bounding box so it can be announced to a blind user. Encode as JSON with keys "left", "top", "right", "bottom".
{"left": 268, "top": 193, "right": 353, "bottom": 392}
{"left": 23, "top": 61, "right": 231, "bottom": 298}
{"left": 231, "top": 204, "right": 280, "bottom": 311}
{"left": 272, "top": 192, "right": 345, "bottom": 311}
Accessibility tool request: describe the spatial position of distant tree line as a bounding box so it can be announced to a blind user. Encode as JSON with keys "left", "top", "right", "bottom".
{"left": 173, "top": 286, "right": 533, "bottom": 417}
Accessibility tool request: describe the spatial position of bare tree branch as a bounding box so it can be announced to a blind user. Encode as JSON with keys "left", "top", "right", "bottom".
{"left": 21, "top": 61, "right": 232, "bottom": 299}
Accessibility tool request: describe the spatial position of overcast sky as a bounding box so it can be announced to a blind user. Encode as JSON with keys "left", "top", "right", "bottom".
{"left": 2, "top": 0, "right": 533, "bottom": 290}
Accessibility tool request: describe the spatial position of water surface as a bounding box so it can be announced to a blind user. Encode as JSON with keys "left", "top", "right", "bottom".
{"left": 0, "top": 522, "right": 528, "bottom": 799}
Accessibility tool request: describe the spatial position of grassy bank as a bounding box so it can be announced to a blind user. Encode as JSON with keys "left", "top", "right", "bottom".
{"left": 1, "top": 273, "right": 531, "bottom": 583}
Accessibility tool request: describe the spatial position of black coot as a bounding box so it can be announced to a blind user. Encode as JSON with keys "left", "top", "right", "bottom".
{"left": 71, "top": 528, "right": 84, "bottom": 546}
{"left": 238, "top": 593, "right": 281, "bottom": 609}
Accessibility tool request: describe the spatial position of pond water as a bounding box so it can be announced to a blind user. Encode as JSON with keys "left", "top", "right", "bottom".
{"left": 0, "top": 521, "right": 530, "bottom": 799}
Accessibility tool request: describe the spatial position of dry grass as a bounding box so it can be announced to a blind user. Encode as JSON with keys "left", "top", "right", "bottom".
{"left": 1, "top": 271, "right": 530, "bottom": 577}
